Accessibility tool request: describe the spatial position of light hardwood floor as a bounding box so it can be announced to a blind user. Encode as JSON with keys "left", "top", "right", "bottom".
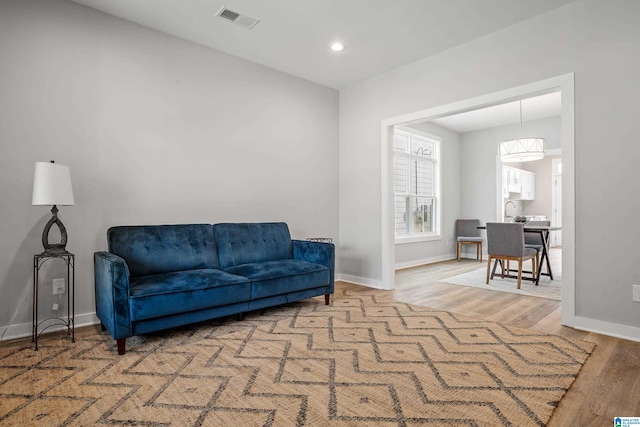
{"left": 337, "top": 253, "right": 640, "bottom": 426}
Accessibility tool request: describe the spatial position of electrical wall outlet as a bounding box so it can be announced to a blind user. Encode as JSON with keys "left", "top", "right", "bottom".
{"left": 52, "top": 303, "right": 59, "bottom": 311}
{"left": 53, "top": 278, "right": 65, "bottom": 295}
{"left": 633, "top": 284, "right": 640, "bottom": 303}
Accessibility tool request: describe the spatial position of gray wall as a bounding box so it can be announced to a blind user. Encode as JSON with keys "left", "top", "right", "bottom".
{"left": 460, "top": 116, "right": 561, "bottom": 224}
{"left": 339, "top": 0, "right": 640, "bottom": 332}
{"left": 397, "top": 116, "right": 560, "bottom": 264}
{"left": 0, "top": 0, "right": 339, "bottom": 339}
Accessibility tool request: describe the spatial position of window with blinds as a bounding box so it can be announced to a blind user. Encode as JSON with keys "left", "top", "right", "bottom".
{"left": 393, "top": 129, "right": 440, "bottom": 239}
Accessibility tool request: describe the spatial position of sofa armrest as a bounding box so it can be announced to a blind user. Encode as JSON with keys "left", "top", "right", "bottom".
{"left": 292, "top": 240, "right": 335, "bottom": 292}
{"left": 94, "top": 251, "right": 133, "bottom": 340}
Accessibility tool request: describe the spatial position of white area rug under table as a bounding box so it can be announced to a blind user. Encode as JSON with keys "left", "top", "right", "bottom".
{"left": 440, "top": 265, "right": 561, "bottom": 301}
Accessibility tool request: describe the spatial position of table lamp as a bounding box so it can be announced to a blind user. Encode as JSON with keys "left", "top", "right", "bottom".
{"left": 32, "top": 161, "right": 75, "bottom": 255}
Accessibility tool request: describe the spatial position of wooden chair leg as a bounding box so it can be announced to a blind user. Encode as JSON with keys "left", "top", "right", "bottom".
{"left": 486, "top": 255, "right": 492, "bottom": 283}
{"left": 457, "top": 242, "right": 461, "bottom": 261}
{"left": 325, "top": 294, "right": 331, "bottom": 305}
{"left": 517, "top": 259, "right": 523, "bottom": 289}
{"left": 479, "top": 243, "right": 482, "bottom": 262}
{"left": 117, "top": 339, "right": 126, "bottom": 355}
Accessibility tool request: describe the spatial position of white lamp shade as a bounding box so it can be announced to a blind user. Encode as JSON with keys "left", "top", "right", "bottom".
{"left": 32, "top": 161, "right": 75, "bottom": 206}
{"left": 499, "top": 138, "right": 546, "bottom": 163}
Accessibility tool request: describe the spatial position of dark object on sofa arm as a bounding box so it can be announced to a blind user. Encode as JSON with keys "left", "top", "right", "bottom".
{"left": 94, "top": 222, "right": 334, "bottom": 355}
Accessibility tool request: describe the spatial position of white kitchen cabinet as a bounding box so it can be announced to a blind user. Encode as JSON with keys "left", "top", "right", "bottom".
{"left": 501, "top": 166, "right": 535, "bottom": 200}
{"left": 520, "top": 170, "right": 536, "bottom": 200}
{"left": 507, "top": 167, "right": 521, "bottom": 194}
{"left": 501, "top": 167, "right": 509, "bottom": 198}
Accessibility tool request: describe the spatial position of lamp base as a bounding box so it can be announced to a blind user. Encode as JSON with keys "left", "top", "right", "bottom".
{"left": 40, "top": 205, "right": 70, "bottom": 255}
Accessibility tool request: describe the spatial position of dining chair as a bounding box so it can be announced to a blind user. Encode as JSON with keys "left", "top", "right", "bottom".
{"left": 455, "top": 219, "right": 483, "bottom": 262}
{"left": 485, "top": 222, "right": 537, "bottom": 289}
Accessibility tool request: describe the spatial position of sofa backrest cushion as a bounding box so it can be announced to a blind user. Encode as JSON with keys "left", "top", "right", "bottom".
{"left": 108, "top": 224, "right": 219, "bottom": 277}
{"left": 214, "top": 222, "right": 293, "bottom": 270}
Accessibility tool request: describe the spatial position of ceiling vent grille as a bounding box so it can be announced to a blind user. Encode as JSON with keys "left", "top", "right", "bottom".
{"left": 216, "top": 7, "right": 260, "bottom": 29}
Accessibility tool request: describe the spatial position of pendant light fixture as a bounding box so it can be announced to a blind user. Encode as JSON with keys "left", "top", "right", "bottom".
{"left": 499, "top": 100, "right": 546, "bottom": 162}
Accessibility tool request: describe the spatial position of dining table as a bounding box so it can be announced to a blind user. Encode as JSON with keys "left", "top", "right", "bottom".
{"left": 477, "top": 224, "right": 561, "bottom": 285}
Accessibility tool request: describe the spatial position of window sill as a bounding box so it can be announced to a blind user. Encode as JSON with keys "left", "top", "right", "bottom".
{"left": 395, "top": 234, "right": 442, "bottom": 245}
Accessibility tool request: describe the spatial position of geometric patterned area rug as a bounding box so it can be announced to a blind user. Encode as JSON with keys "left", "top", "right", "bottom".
{"left": 0, "top": 292, "right": 592, "bottom": 426}
{"left": 440, "top": 266, "right": 562, "bottom": 301}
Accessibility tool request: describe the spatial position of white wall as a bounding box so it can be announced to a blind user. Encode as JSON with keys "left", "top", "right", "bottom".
{"left": 339, "top": 0, "right": 640, "bottom": 335}
{"left": 394, "top": 122, "right": 462, "bottom": 269}
{"left": 0, "top": 0, "right": 339, "bottom": 340}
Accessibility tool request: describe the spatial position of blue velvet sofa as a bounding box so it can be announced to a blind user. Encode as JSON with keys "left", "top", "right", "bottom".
{"left": 94, "top": 222, "right": 334, "bottom": 354}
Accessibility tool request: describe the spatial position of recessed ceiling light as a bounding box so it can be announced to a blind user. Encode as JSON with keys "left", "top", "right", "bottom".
{"left": 330, "top": 42, "right": 345, "bottom": 52}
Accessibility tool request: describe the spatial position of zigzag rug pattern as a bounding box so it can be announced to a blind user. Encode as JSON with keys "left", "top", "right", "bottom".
{"left": 0, "top": 293, "right": 593, "bottom": 426}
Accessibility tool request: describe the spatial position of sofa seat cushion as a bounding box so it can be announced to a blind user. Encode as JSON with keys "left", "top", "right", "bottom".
{"left": 224, "top": 260, "right": 330, "bottom": 300}
{"left": 129, "top": 269, "right": 250, "bottom": 321}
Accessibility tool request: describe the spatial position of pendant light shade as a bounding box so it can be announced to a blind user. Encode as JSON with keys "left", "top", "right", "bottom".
{"left": 499, "top": 100, "right": 546, "bottom": 163}
{"left": 499, "top": 138, "right": 546, "bottom": 162}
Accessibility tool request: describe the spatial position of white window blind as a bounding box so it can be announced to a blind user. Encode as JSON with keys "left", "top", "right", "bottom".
{"left": 393, "top": 129, "right": 440, "bottom": 239}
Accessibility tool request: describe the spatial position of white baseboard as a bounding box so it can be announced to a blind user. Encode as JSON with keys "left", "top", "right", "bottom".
{"left": 571, "top": 316, "right": 640, "bottom": 343}
{"left": 395, "top": 254, "right": 457, "bottom": 270}
{"left": 0, "top": 312, "right": 100, "bottom": 344}
{"left": 336, "top": 274, "right": 384, "bottom": 289}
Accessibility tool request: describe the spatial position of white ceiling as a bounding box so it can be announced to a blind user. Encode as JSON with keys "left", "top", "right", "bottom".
{"left": 70, "top": 0, "right": 574, "bottom": 90}
{"left": 430, "top": 91, "right": 562, "bottom": 133}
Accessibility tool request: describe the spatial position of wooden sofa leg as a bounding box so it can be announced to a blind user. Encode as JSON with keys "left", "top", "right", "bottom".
{"left": 117, "top": 339, "right": 126, "bottom": 355}
{"left": 100, "top": 323, "right": 106, "bottom": 332}
{"left": 325, "top": 294, "right": 331, "bottom": 305}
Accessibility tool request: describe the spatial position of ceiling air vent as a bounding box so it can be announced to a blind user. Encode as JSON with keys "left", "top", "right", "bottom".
{"left": 216, "top": 7, "right": 260, "bottom": 29}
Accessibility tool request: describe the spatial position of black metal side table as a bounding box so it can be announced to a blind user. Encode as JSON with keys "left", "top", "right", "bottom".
{"left": 33, "top": 251, "right": 75, "bottom": 350}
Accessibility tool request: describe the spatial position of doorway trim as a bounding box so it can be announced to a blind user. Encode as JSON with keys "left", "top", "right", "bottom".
{"left": 381, "top": 73, "right": 576, "bottom": 327}
{"left": 551, "top": 157, "right": 563, "bottom": 247}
